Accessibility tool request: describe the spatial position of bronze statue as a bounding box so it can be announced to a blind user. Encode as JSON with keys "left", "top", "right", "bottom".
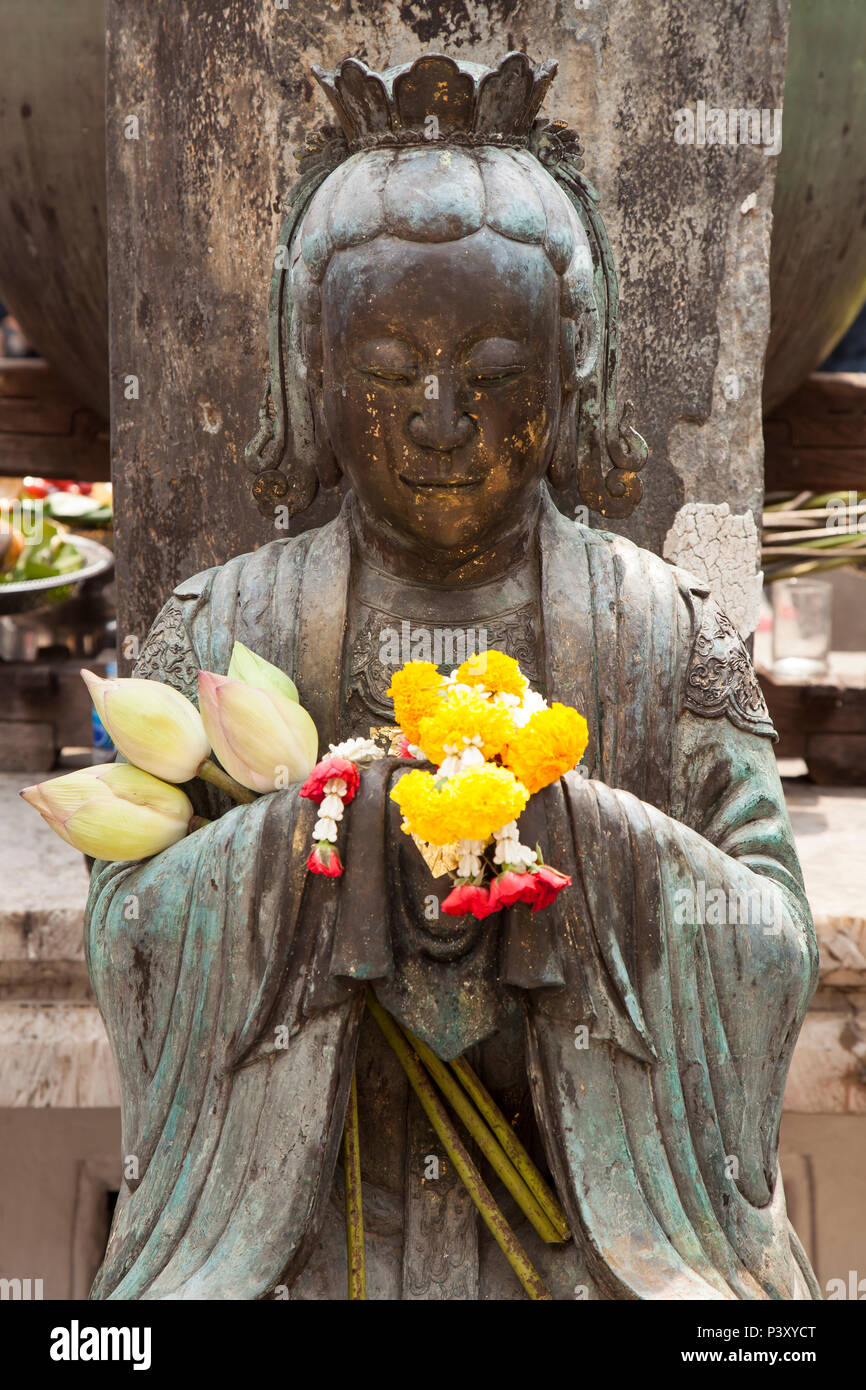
{"left": 86, "top": 53, "right": 819, "bottom": 1300}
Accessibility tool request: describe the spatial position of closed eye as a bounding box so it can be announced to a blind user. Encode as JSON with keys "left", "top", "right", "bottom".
{"left": 358, "top": 365, "right": 417, "bottom": 384}
{"left": 468, "top": 365, "right": 527, "bottom": 386}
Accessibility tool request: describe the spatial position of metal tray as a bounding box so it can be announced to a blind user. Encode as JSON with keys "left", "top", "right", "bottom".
{"left": 0, "top": 534, "right": 114, "bottom": 614}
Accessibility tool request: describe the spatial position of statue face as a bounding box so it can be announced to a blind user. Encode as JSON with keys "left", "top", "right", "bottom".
{"left": 319, "top": 227, "right": 562, "bottom": 558}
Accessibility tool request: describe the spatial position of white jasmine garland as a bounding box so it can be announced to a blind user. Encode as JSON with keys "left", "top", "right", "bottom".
{"left": 511, "top": 689, "right": 548, "bottom": 729}
{"left": 493, "top": 821, "right": 537, "bottom": 868}
{"left": 456, "top": 838, "right": 487, "bottom": 878}
{"left": 313, "top": 815, "right": 339, "bottom": 841}
{"left": 328, "top": 737, "right": 383, "bottom": 764}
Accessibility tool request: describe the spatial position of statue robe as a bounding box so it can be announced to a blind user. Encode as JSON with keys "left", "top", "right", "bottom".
{"left": 86, "top": 491, "right": 819, "bottom": 1300}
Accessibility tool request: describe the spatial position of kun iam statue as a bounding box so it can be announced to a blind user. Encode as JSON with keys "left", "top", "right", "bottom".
{"left": 86, "top": 53, "right": 819, "bottom": 1300}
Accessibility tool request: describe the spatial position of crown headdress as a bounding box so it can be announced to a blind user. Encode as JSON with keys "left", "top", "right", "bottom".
{"left": 245, "top": 53, "right": 647, "bottom": 523}
{"left": 311, "top": 52, "right": 557, "bottom": 150}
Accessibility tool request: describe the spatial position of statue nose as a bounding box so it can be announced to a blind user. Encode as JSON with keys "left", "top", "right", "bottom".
{"left": 407, "top": 387, "right": 476, "bottom": 452}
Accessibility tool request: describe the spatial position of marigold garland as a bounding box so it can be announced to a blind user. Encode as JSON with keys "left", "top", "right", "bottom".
{"left": 455, "top": 649, "right": 528, "bottom": 697}
{"left": 304, "top": 650, "right": 585, "bottom": 919}
{"left": 502, "top": 704, "right": 589, "bottom": 795}
{"left": 418, "top": 693, "right": 515, "bottom": 766}
{"left": 391, "top": 764, "right": 529, "bottom": 845}
{"left": 387, "top": 661, "right": 444, "bottom": 744}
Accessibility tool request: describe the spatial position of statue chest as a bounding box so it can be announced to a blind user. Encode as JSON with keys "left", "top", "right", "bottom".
{"left": 341, "top": 554, "right": 545, "bottom": 737}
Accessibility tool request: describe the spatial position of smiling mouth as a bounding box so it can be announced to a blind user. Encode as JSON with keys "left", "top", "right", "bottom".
{"left": 398, "top": 474, "right": 483, "bottom": 490}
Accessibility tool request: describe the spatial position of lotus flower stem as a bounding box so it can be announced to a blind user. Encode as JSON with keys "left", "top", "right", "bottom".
{"left": 404, "top": 1026, "right": 565, "bottom": 1244}
{"left": 343, "top": 1068, "right": 366, "bottom": 1301}
{"left": 449, "top": 1054, "right": 571, "bottom": 1242}
{"left": 366, "top": 991, "right": 551, "bottom": 1300}
{"left": 197, "top": 758, "right": 257, "bottom": 804}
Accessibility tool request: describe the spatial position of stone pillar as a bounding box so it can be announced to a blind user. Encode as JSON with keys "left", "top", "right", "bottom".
{"left": 106, "top": 0, "right": 789, "bottom": 659}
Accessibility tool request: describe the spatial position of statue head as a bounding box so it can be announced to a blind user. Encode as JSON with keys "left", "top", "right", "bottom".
{"left": 245, "top": 53, "right": 647, "bottom": 559}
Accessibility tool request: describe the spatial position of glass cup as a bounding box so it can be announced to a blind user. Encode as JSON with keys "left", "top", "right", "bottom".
{"left": 771, "top": 578, "right": 832, "bottom": 681}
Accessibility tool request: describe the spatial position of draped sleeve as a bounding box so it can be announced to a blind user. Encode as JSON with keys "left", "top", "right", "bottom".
{"left": 527, "top": 516, "right": 820, "bottom": 1300}
{"left": 87, "top": 546, "right": 361, "bottom": 1301}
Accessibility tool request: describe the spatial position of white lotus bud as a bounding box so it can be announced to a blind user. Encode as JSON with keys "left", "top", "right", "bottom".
{"left": 81, "top": 669, "right": 210, "bottom": 783}
{"left": 20, "top": 763, "right": 194, "bottom": 861}
{"left": 198, "top": 671, "right": 318, "bottom": 794}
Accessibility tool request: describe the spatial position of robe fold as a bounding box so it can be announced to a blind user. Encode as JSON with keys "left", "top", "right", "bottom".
{"left": 86, "top": 490, "right": 819, "bottom": 1300}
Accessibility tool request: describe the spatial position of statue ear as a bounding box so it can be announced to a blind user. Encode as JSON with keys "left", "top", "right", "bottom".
{"left": 548, "top": 309, "right": 594, "bottom": 492}
{"left": 546, "top": 385, "right": 578, "bottom": 493}
{"left": 571, "top": 307, "right": 600, "bottom": 388}
{"left": 301, "top": 324, "right": 341, "bottom": 489}
{"left": 244, "top": 138, "right": 348, "bottom": 521}
{"left": 310, "top": 377, "right": 342, "bottom": 489}
{"left": 559, "top": 271, "right": 600, "bottom": 390}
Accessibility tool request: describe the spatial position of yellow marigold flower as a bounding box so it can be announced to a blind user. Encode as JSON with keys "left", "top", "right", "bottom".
{"left": 456, "top": 649, "right": 528, "bottom": 696}
{"left": 445, "top": 765, "right": 529, "bottom": 842}
{"left": 390, "top": 764, "right": 529, "bottom": 846}
{"left": 418, "top": 693, "right": 515, "bottom": 765}
{"left": 387, "top": 661, "right": 444, "bottom": 743}
{"left": 389, "top": 769, "right": 454, "bottom": 845}
{"left": 502, "top": 703, "right": 589, "bottom": 795}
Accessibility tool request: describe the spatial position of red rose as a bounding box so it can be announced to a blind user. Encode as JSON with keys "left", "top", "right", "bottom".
{"left": 529, "top": 864, "right": 571, "bottom": 913}
{"left": 300, "top": 755, "right": 361, "bottom": 805}
{"left": 396, "top": 735, "right": 416, "bottom": 759}
{"left": 442, "top": 882, "right": 500, "bottom": 920}
{"left": 307, "top": 843, "right": 343, "bottom": 877}
{"left": 489, "top": 870, "right": 538, "bottom": 910}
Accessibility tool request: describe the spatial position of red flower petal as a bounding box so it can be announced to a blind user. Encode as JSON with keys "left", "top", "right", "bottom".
{"left": 489, "top": 870, "right": 538, "bottom": 910}
{"left": 441, "top": 882, "right": 500, "bottom": 920}
{"left": 306, "top": 843, "right": 343, "bottom": 877}
{"left": 300, "top": 755, "right": 361, "bottom": 805}
{"left": 529, "top": 864, "right": 571, "bottom": 912}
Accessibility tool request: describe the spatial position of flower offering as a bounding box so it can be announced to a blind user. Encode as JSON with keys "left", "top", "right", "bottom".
{"left": 386, "top": 650, "right": 587, "bottom": 918}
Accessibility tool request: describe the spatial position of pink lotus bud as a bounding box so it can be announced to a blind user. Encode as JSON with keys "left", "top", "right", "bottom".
{"left": 20, "top": 763, "right": 195, "bottom": 861}
{"left": 227, "top": 641, "right": 299, "bottom": 703}
{"left": 81, "top": 669, "right": 210, "bottom": 783}
{"left": 197, "top": 670, "right": 319, "bottom": 794}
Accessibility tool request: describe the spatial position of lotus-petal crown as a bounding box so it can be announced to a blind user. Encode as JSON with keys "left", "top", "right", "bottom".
{"left": 311, "top": 52, "right": 557, "bottom": 150}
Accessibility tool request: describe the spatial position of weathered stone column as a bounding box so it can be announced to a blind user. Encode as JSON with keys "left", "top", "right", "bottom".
{"left": 107, "top": 0, "right": 789, "bottom": 658}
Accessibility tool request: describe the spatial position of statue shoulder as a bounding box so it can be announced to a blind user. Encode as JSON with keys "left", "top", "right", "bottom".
{"left": 170, "top": 527, "right": 316, "bottom": 602}
{"left": 576, "top": 520, "right": 695, "bottom": 619}
{"left": 680, "top": 585, "right": 777, "bottom": 742}
{"left": 574, "top": 522, "right": 776, "bottom": 742}
{"left": 132, "top": 528, "right": 321, "bottom": 697}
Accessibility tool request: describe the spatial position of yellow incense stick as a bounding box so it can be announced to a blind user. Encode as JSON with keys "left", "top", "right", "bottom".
{"left": 343, "top": 1068, "right": 366, "bottom": 1300}
{"left": 366, "top": 991, "right": 552, "bottom": 1300}
{"left": 404, "top": 1026, "right": 565, "bottom": 1244}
